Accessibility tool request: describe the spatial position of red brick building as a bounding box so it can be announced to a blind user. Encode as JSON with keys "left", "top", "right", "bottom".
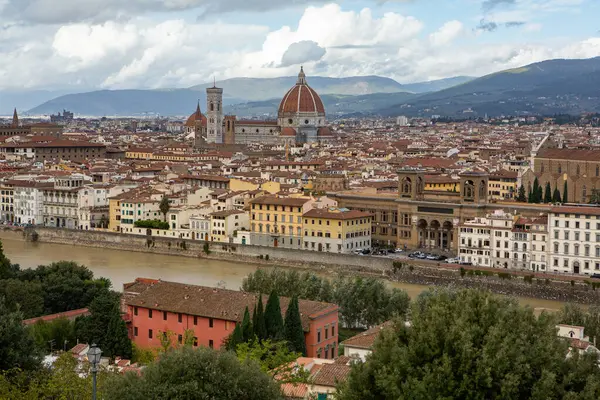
{"left": 122, "top": 278, "right": 339, "bottom": 359}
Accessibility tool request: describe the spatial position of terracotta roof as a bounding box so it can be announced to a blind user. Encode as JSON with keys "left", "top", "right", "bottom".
{"left": 278, "top": 68, "right": 325, "bottom": 114}
{"left": 550, "top": 205, "right": 600, "bottom": 216}
{"left": 303, "top": 208, "right": 372, "bottom": 220}
{"left": 281, "top": 127, "right": 297, "bottom": 137}
{"left": 23, "top": 308, "right": 90, "bottom": 326}
{"left": 317, "top": 127, "right": 333, "bottom": 137}
{"left": 249, "top": 195, "right": 311, "bottom": 207}
{"left": 280, "top": 383, "right": 308, "bottom": 398}
{"left": 124, "top": 279, "right": 338, "bottom": 331}
{"left": 312, "top": 363, "right": 351, "bottom": 386}
{"left": 341, "top": 321, "right": 393, "bottom": 349}
{"left": 537, "top": 148, "right": 600, "bottom": 162}
{"left": 237, "top": 120, "right": 279, "bottom": 126}
{"left": 185, "top": 103, "right": 207, "bottom": 127}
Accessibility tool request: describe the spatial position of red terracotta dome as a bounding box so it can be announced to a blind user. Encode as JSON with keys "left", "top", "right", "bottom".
{"left": 280, "top": 127, "right": 297, "bottom": 136}
{"left": 278, "top": 67, "right": 325, "bottom": 115}
{"left": 185, "top": 103, "right": 207, "bottom": 127}
{"left": 317, "top": 126, "right": 333, "bottom": 137}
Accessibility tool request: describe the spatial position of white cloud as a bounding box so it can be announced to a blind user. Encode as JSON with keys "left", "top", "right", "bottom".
{"left": 0, "top": 2, "right": 598, "bottom": 92}
{"left": 429, "top": 20, "right": 464, "bottom": 46}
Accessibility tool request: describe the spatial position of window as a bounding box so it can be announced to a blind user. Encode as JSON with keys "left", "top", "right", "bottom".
{"left": 178, "top": 334, "right": 183, "bottom": 344}
{"left": 148, "top": 309, "right": 153, "bottom": 319}
{"left": 134, "top": 327, "right": 138, "bottom": 336}
{"left": 209, "top": 340, "right": 214, "bottom": 348}
{"left": 564, "top": 243, "right": 569, "bottom": 255}
{"left": 317, "top": 330, "right": 321, "bottom": 342}
{"left": 194, "top": 316, "right": 198, "bottom": 325}
{"left": 332, "top": 324, "right": 335, "bottom": 337}
{"left": 149, "top": 329, "right": 153, "bottom": 339}
{"left": 193, "top": 337, "right": 198, "bottom": 347}
{"left": 134, "top": 307, "right": 138, "bottom": 316}
{"left": 178, "top": 313, "right": 182, "bottom": 323}
{"left": 209, "top": 318, "right": 214, "bottom": 328}
{"left": 163, "top": 311, "right": 167, "bottom": 321}
{"left": 325, "top": 327, "right": 329, "bottom": 340}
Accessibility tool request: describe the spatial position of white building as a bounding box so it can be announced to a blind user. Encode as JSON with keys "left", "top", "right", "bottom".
{"left": 549, "top": 206, "right": 600, "bottom": 275}
{"left": 209, "top": 210, "right": 249, "bottom": 243}
{"left": 396, "top": 116, "right": 409, "bottom": 126}
{"left": 43, "top": 175, "right": 91, "bottom": 229}
{"left": 13, "top": 180, "right": 52, "bottom": 225}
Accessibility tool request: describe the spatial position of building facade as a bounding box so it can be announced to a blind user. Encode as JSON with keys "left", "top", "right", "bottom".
{"left": 302, "top": 208, "right": 372, "bottom": 253}
{"left": 123, "top": 278, "right": 339, "bottom": 359}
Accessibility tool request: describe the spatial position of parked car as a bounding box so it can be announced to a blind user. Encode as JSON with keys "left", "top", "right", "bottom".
{"left": 426, "top": 254, "right": 437, "bottom": 260}
{"left": 591, "top": 273, "right": 600, "bottom": 279}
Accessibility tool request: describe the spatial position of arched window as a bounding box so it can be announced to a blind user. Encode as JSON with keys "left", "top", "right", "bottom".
{"left": 576, "top": 165, "right": 580, "bottom": 175}
{"left": 210, "top": 102, "right": 214, "bottom": 111}
{"left": 582, "top": 185, "right": 587, "bottom": 200}
{"left": 540, "top": 163, "right": 545, "bottom": 173}
{"left": 558, "top": 164, "right": 562, "bottom": 174}
{"left": 596, "top": 165, "right": 599, "bottom": 177}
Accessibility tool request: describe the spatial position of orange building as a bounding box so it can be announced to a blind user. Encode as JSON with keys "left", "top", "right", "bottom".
{"left": 122, "top": 278, "right": 339, "bottom": 359}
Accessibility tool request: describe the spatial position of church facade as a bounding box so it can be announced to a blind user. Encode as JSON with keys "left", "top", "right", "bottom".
{"left": 184, "top": 67, "right": 333, "bottom": 147}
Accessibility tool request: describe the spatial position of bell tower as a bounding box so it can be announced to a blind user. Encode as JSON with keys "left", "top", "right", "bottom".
{"left": 223, "top": 115, "right": 236, "bottom": 145}
{"left": 398, "top": 168, "right": 425, "bottom": 200}
{"left": 459, "top": 171, "right": 489, "bottom": 204}
{"left": 206, "top": 79, "right": 223, "bottom": 144}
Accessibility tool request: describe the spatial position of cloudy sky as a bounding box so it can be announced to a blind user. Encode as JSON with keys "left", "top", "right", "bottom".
{"left": 0, "top": 0, "right": 599, "bottom": 91}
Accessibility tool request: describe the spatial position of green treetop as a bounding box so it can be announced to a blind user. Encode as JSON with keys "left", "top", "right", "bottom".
{"left": 283, "top": 295, "right": 306, "bottom": 356}
{"left": 264, "top": 290, "right": 284, "bottom": 340}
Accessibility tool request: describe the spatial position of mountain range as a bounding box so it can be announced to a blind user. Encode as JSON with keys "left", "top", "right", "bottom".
{"left": 22, "top": 76, "right": 472, "bottom": 117}
{"left": 8, "top": 57, "right": 600, "bottom": 118}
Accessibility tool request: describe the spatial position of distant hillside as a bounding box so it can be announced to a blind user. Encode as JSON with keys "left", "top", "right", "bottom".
{"left": 26, "top": 74, "right": 473, "bottom": 117}
{"left": 0, "top": 90, "right": 76, "bottom": 115}
{"left": 228, "top": 92, "right": 417, "bottom": 118}
{"left": 379, "top": 57, "right": 600, "bottom": 117}
{"left": 401, "top": 76, "right": 474, "bottom": 94}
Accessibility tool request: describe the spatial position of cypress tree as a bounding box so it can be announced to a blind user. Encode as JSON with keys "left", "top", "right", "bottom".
{"left": 264, "top": 290, "right": 284, "bottom": 340}
{"left": 227, "top": 324, "right": 243, "bottom": 351}
{"left": 563, "top": 181, "right": 568, "bottom": 203}
{"left": 527, "top": 185, "right": 533, "bottom": 203}
{"left": 283, "top": 295, "right": 307, "bottom": 356}
{"left": 544, "top": 182, "right": 552, "bottom": 203}
{"left": 252, "top": 296, "right": 267, "bottom": 341}
{"left": 517, "top": 184, "right": 526, "bottom": 202}
{"left": 241, "top": 306, "right": 253, "bottom": 343}
{"left": 532, "top": 178, "right": 540, "bottom": 203}
{"left": 553, "top": 186, "right": 561, "bottom": 203}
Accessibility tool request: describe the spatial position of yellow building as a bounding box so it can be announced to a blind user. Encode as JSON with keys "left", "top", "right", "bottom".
{"left": 302, "top": 208, "right": 372, "bottom": 253}
{"left": 488, "top": 170, "right": 518, "bottom": 200}
{"left": 249, "top": 196, "right": 312, "bottom": 249}
{"left": 108, "top": 198, "right": 122, "bottom": 231}
{"left": 229, "top": 178, "right": 259, "bottom": 192}
{"left": 424, "top": 175, "right": 460, "bottom": 192}
{"left": 125, "top": 148, "right": 154, "bottom": 160}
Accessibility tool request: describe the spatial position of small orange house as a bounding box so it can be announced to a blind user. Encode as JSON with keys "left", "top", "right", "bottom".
{"left": 122, "top": 278, "right": 339, "bottom": 359}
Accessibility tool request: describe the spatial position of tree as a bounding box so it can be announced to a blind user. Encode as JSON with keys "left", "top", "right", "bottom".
{"left": 0, "top": 278, "right": 44, "bottom": 319}
{"left": 243, "top": 269, "right": 410, "bottom": 329}
{"left": 264, "top": 290, "right": 284, "bottom": 340}
{"left": 553, "top": 185, "right": 562, "bottom": 203}
{"left": 559, "top": 304, "right": 600, "bottom": 344}
{"left": 159, "top": 195, "right": 170, "bottom": 222}
{"left": 241, "top": 306, "right": 253, "bottom": 343}
{"left": 283, "top": 295, "right": 306, "bottom": 356}
{"left": 0, "top": 297, "right": 41, "bottom": 371}
{"left": 0, "top": 242, "right": 18, "bottom": 280}
{"left": 563, "top": 180, "right": 568, "bottom": 203}
{"left": 252, "top": 296, "right": 267, "bottom": 341}
{"left": 532, "top": 177, "right": 541, "bottom": 203}
{"left": 75, "top": 291, "right": 132, "bottom": 359}
{"left": 104, "top": 346, "right": 284, "bottom": 400}
{"left": 337, "top": 289, "right": 600, "bottom": 400}
{"left": 517, "top": 184, "right": 527, "bottom": 202}
{"left": 527, "top": 184, "right": 533, "bottom": 203}
{"left": 543, "top": 182, "right": 552, "bottom": 203}
{"left": 157, "top": 330, "right": 175, "bottom": 353}
{"left": 236, "top": 339, "right": 309, "bottom": 384}
{"left": 227, "top": 323, "right": 244, "bottom": 351}
{"left": 29, "top": 317, "right": 76, "bottom": 353}
{"left": 589, "top": 189, "right": 600, "bottom": 204}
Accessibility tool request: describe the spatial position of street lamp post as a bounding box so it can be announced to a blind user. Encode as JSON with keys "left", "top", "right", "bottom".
{"left": 87, "top": 344, "right": 102, "bottom": 400}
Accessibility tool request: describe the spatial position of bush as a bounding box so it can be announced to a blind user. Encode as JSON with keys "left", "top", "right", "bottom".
{"left": 459, "top": 267, "right": 466, "bottom": 277}
{"left": 523, "top": 274, "right": 534, "bottom": 284}
{"left": 265, "top": 254, "right": 269, "bottom": 261}
{"left": 203, "top": 243, "right": 211, "bottom": 255}
{"left": 497, "top": 272, "right": 512, "bottom": 280}
{"left": 134, "top": 220, "right": 169, "bottom": 230}
{"left": 392, "top": 261, "right": 403, "bottom": 273}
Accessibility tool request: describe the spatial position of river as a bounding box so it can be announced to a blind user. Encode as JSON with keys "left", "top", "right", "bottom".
{"left": 0, "top": 233, "right": 571, "bottom": 313}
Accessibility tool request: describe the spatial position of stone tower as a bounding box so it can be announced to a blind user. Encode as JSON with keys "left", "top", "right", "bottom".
{"left": 206, "top": 82, "right": 223, "bottom": 144}
{"left": 223, "top": 115, "right": 236, "bottom": 145}
{"left": 11, "top": 108, "right": 19, "bottom": 128}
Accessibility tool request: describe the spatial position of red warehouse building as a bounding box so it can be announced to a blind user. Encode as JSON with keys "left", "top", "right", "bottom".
{"left": 122, "top": 278, "right": 340, "bottom": 359}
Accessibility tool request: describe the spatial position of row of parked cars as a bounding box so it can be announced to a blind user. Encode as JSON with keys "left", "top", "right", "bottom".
{"left": 407, "top": 251, "right": 448, "bottom": 261}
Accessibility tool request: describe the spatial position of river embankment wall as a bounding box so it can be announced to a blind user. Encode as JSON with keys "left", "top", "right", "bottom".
{"left": 11, "top": 227, "right": 600, "bottom": 305}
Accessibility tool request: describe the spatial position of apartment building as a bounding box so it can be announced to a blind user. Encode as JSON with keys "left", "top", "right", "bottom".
{"left": 249, "top": 196, "right": 314, "bottom": 249}
{"left": 12, "top": 180, "right": 52, "bottom": 225}
{"left": 549, "top": 206, "right": 600, "bottom": 274}
{"left": 77, "top": 184, "right": 110, "bottom": 230}
{"left": 209, "top": 210, "right": 249, "bottom": 243}
{"left": 43, "top": 175, "right": 90, "bottom": 229}
{"left": 0, "top": 182, "right": 14, "bottom": 222}
{"left": 302, "top": 208, "right": 372, "bottom": 253}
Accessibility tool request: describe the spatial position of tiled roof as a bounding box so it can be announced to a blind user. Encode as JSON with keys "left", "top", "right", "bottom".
{"left": 303, "top": 208, "right": 372, "bottom": 220}
{"left": 249, "top": 195, "right": 311, "bottom": 207}
{"left": 341, "top": 320, "right": 393, "bottom": 349}
{"left": 550, "top": 205, "right": 600, "bottom": 217}
{"left": 537, "top": 148, "right": 600, "bottom": 162}
{"left": 312, "top": 363, "right": 351, "bottom": 386}
{"left": 124, "top": 279, "right": 337, "bottom": 331}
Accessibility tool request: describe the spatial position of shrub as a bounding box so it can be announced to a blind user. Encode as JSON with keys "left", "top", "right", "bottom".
{"left": 265, "top": 254, "right": 269, "bottom": 261}
{"left": 134, "top": 220, "right": 169, "bottom": 230}
{"left": 523, "top": 274, "right": 534, "bottom": 284}
{"left": 459, "top": 267, "right": 466, "bottom": 277}
{"left": 203, "top": 242, "right": 211, "bottom": 255}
